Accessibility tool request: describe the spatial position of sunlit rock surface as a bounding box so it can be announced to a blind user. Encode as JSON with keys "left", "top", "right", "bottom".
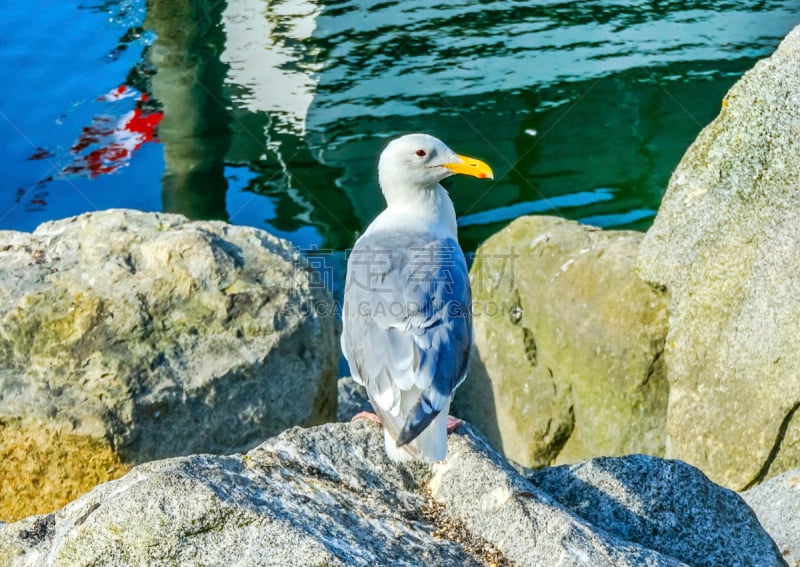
{"left": 742, "top": 468, "right": 800, "bottom": 567}
{"left": 457, "top": 215, "right": 668, "bottom": 468}
{"left": 0, "top": 422, "right": 783, "bottom": 567}
{"left": 638, "top": 24, "right": 800, "bottom": 489}
{"left": 0, "top": 209, "right": 338, "bottom": 521}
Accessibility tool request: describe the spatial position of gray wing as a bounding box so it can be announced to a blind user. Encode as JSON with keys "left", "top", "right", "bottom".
{"left": 341, "top": 230, "right": 472, "bottom": 446}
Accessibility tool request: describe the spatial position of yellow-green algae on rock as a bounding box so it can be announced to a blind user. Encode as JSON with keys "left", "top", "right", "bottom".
{"left": 0, "top": 418, "right": 129, "bottom": 522}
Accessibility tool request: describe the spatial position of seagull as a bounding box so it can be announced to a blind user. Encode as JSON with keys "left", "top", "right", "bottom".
{"left": 341, "top": 133, "right": 493, "bottom": 462}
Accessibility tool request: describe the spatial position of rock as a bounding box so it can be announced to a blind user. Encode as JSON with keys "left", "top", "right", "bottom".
{"left": 0, "top": 419, "right": 128, "bottom": 526}
{"left": 336, "top": 376, "right": 372, "bottom": 422}
{"left": 457, "top": 215, "right": 668, "bottom": 468}
{"left": 0, "top": 422, "right": 784, "bottom": 566}
{"left": 742, "top": 468, "right": 800, "bottom": 566}
{"left": 637, "top": 25, "right": 800, "bottom": 488}
{"left": 0, "top": 209, "right": 338, "bottom": 521}
{"left": 527, "top": 455, "right": 784, "bottom": 567}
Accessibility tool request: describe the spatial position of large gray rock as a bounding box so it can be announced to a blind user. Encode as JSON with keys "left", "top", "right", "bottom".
{"left": 457, "top": 215, "right": 668, "bottom": 468}
{"left": 0, "top": 210, "right": 338, "bottom": 521}
{"left": 0, "top": 422, "right": 784, "bottom": 566}
{"left": 742, "top": 468, "right": 800, "bottom": 566}
{"left": 528, "top": 456, "right": 784, "bottom": 567}
{"left": 638, "top": 24, "right": 800, "bottom": 489}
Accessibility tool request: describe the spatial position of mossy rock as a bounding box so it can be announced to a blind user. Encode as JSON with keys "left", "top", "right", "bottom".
{"left": 0, "top": 210, "right": 338, "bottom": 520}
{"left": 456, "top": 215, "right": 668, "bottom": 468}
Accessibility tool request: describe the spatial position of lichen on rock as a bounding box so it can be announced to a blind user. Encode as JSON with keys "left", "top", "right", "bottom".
{"left": 0, "top": 209, "right": 338, "bottom": 520}
{"left": 457, "top": 215, "right": 668, "bottom": 469}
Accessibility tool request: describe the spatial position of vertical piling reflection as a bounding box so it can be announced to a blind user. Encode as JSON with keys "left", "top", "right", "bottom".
{"left": 146, "top": 0, "right": 231, "bottom": 221}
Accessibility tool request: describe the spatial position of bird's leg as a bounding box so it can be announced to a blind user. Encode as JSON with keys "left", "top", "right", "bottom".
{"left": 446, "top": 416, "right": 464, "bottom": 433}
{"left": 353, "top": 411, "right": 462, "bottom": 432}
{"left": 352, "top": 411, "right": 382, "bottom": 424}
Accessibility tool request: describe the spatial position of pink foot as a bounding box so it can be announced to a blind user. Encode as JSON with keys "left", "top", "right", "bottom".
{"left": 446, "top": 416, "right": 464, "bottom": 433}
{"left": 352, "top": 411, "right": 382, "bottom": 424}
{"left": 353, "top": 411, "right": 462, "bottom": 432}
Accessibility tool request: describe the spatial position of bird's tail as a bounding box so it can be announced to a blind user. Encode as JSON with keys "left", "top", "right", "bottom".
{"left": 396, "top": 394, "right": 439, "bottom": 447}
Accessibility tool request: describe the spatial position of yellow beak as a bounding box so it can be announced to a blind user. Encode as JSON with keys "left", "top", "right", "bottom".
{"left": 441, "top": 153, "right": 494, "bottom": 180}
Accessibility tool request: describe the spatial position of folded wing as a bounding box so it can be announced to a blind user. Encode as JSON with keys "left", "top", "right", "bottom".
{"left": 341, "top": 230, "right": 472, "bottom": 460}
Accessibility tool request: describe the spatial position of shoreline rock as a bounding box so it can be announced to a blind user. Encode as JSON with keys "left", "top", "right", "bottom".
{"left": 638, "top": 23, "right": 800, "bottom": 488}
{"left": 742, "top": 468, "right": 800, "bottom": 566}
{"left": 457, "top": 215, "right": 668, "bottom": 468}
{"left": 0, "top": 209, "right": 338, "bottom": 521}
{"left": 0, "top": 421, "right": 784, "bottom": 567}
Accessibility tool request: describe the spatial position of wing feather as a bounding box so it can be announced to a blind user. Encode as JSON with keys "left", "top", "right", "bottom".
{"left": 341, "top": 230, "right": 472, "bottom": 458}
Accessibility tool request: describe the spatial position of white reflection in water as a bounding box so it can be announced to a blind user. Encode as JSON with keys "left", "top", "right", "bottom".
{"left": 221, "top": 0, "right": 321, "bottom": 135}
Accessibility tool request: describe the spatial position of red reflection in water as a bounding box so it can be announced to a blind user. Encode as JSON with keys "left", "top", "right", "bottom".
{"left": 22, "top": 84, "right": 163, "bottom": 211}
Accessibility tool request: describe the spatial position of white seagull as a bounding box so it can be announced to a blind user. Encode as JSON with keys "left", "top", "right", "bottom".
{"left": 341, "top": 133, "right": 493, "bottom": 462}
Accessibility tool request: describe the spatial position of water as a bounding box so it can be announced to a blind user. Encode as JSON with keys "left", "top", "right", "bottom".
{"left": 1, "top": 0, "right": 798, "bottom": 260}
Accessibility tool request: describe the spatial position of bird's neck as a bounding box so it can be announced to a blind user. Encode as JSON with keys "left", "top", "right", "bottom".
{"left": 376, "top": 184, "right": 457, "bottom": 238}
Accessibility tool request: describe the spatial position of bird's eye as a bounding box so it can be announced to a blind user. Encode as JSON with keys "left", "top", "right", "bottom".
{"left": 415, "top": 149, "right": 426, "bottom": 157}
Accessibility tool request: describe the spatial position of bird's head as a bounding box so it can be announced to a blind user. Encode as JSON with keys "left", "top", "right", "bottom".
{"left": 378, "top": 134, "right": 493, "bottom": 197}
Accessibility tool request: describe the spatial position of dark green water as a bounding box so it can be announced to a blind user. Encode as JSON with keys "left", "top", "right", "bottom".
{"left": 219, "top": 0, "right": 800, "bottom": 252}
{"left": 2, "top": 0, "right": 799, "bottom": 258}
